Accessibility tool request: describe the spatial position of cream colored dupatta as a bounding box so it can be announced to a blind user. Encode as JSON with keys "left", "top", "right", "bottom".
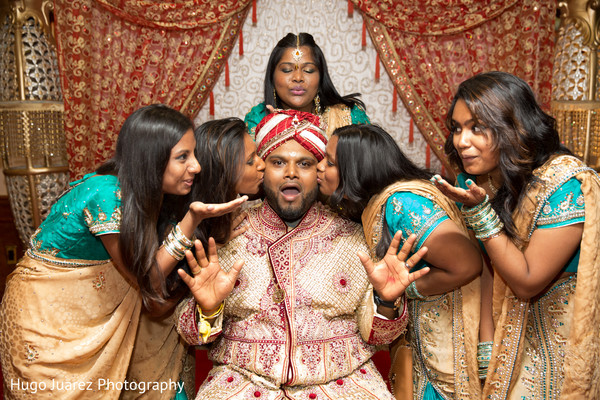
{"left": 362, "top": 180, "right": 481, "bottom": 399}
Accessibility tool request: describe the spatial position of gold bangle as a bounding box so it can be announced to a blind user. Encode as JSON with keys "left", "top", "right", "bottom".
{"left": 195, "top": 302, "right": 224, "bottom": 342}
{"left": 197, "top": 302, "right": 224, "bottom": 319}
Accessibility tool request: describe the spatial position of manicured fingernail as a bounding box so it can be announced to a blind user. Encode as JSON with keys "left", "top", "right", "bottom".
{"left": 466, "top": 179, "right": 474, "bottom": 186}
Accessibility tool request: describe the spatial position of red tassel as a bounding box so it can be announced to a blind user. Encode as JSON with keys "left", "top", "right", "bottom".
{"left": 392, "top": 86, "right": 398, "bottom": 113}
{"left": 348, "top": 0, "right": 354, "bottom": 17}
{"left": 362, "top": 21, "right": 367, "bottom": 48}
{"left": 209, "top": 91, "right": 215, "bottom": 116}
{"left": 409, "top": 118, "right": 414, "bottom": 143}
{"left": 375, "top": 53, "right": 380, "bottom": 80}
{"left": 225, "top": 61, "right": 230, "bottom": 87}
{"left": 425, "top": 144, "right": 431, "bottom": 169}
{"left": 239, "top": 30, "right": 244, "bottom": 56}
{"left": 252, "top": 0, "right": 257, "bottom": 24}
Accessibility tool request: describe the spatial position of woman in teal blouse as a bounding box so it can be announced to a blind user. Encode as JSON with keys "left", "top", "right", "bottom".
{"left": 317, "top": 123, "right": 483, "bottom": 399}
{"left": 432, "top": 71, "right": 600, "bottom": 399}
{"left": 0, "top": 104, "right": 246, "bottom": 399}
{"left": 245, "top": 32, "right": 369, "bottom": 139}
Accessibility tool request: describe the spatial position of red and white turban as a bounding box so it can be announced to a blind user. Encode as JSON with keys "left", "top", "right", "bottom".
{"left": 255, "top": 110, "right": 327, "bottom": 161}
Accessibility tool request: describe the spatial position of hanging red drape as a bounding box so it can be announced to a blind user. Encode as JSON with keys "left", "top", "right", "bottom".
{"left": 54, "top": 0, "right": 251, "bottom": 179}
{"left": 352, "top": 0, "right": 556, "bottom": 177}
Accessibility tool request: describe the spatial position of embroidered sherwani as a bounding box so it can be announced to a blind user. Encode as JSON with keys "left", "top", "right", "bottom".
{"left": 177, "top": 201, "right": 408, "bottom": 399}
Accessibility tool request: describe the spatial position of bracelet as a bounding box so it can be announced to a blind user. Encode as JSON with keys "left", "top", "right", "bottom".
{"left": 162, "top": 223, "right": 194, "bottom": 261}
{"left": 373, "top": 291, "right": 405, "bottom": 311}
{"left": 373, "top": 291, "right": 396, "bottom": 308}
{"left": 405, "top": 281, "right": 426, "bottom": 300}
{"left": 461, "top": 197, "right": 504, "bottom": 241}
{"left": 195, "top": 302, "right": 224, "bottom": 342}
{"left": 197, "top": 302, "right": 224, "bottom": 319}
{"left": 477, "top": 341, "right": 493, "bottom": 380}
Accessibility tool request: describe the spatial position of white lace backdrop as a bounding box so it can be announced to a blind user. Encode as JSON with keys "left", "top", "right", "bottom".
{"left": 192, "top": 0, "right": 442, "bottom": 173}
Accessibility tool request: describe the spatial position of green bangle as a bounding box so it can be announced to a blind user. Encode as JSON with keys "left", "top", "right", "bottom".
{"left": 405, "top": 281, "right": 426, "bottom": 300}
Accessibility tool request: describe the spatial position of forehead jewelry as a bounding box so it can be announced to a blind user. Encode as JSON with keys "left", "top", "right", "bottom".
{"left": 292, "top": 36, "right": 303, "bottom": 62}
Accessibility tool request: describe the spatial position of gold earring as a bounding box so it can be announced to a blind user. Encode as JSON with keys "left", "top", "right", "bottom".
{"left": 314, "top": 93, "right": 322, "bottom": 114}
{"left": 273, "top": 88, "right": 278, "bottom": 107}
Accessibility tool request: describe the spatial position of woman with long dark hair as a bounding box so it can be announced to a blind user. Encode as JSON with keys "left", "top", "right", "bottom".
{"left": 244, "top": 32, "right": 369, "bottom": 138}
{"left": 433, "top": 71, "right": 600, "bottom": 398}
{"left": 0, "top": 104, "right": 245, "bottom": 399}
{"left": 192, "top": 117, "right": 265, "bottom": 247}
{"left": 317, "top": 123, "right": 482, "bottom": 399}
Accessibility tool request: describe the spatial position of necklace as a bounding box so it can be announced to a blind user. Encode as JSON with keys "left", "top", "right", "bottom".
{"left": 487, "top": 174, "right": 499, "bottom": 195}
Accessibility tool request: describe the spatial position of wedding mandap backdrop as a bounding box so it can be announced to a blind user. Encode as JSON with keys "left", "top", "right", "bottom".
{"left": 1, "top": 0, "right": 600, "bottom": 395}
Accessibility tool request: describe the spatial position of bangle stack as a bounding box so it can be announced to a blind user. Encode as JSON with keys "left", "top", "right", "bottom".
{"left": 196, "top": 302, "right": 224, "bottom": 342}
{"left": 461, "top": 195, "right": 504, "bottom": 241}
{"left": 162, "top": 224, "right": 194, "bottom": 261}
{"left": 405, "top": 281, "right": 426, "bottom": 300}
{"left": 477, "top": 341, "right": 493, "bottom": 380}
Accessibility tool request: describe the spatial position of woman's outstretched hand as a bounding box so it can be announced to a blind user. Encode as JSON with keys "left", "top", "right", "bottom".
{"left": 189, "top": 196, "right": 248, "bottom": 225}
{"left": 358, "top": 231, "right": 429, "bottom": 302}
{"left": 430, "top": 174, "right": 487, "bottom": 208}
{"left": 177, "top": 238, "right": 243, "bottom": 314}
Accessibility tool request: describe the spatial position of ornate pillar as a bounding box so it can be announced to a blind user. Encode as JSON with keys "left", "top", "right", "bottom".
{"left": 552, "top": 0, "right": 600, "bottom": 170}
{"left": 0, "top": 0, "right": 69, "bottom": 245}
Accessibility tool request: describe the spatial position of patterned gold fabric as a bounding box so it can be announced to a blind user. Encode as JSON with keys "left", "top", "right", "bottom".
{"left": 482, "top": 155, "right": 600, "bottom": 399}
{"left": 353, "top": 0, "right": 555, "bottom": 175}
{"left": 362, "top": 180, "right": 481, "bottom": 399}
{"left": 177, "top": 201, "right": 409, "bottom": 399}
{"left": 0, "top": 254, "right": 142, "bottom": 399}
{"left": 121, "top": 311, "right": 188, "bottom": 400}
{"left": 54, "top": 0, "right": 250, "bottom": 179}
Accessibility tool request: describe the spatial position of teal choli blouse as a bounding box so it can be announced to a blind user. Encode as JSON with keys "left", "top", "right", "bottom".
{"left": 243, "top": 102, "right": 370, "bottom": 136}
{"left": 30, "top": 173, "right": 121, "bottom": 262}
{"left": 456, "top": 173, "right": 585, "bottom": 273}
{"left": 384, "top": 191, "right": 449, "bottom": 272}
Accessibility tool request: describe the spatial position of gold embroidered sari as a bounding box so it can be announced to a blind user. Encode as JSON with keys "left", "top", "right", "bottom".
{"left": 0, "top": 253, "right": 142, "bottom": 399}
{"left": 482, "top": 155, "right": 600, "bottom": 399}
{"left": 362, "top": 180, "right": 481, "bottom": 400}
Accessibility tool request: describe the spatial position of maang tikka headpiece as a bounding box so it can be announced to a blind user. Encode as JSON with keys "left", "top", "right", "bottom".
{"left": 292, "top": 35, "right": 303, "bottom": 62}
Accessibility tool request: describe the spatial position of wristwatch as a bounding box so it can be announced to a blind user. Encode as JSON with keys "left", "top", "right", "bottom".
{"left": 373, "top": 291, "right": 396, "bottom": 308}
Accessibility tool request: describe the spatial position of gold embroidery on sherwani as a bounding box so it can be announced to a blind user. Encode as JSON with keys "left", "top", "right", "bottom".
{"left": 176, "top": 201, "right": 409, "bottom": 399}
{"left": 362, "top": 180, "right": 481, "bottom": 400}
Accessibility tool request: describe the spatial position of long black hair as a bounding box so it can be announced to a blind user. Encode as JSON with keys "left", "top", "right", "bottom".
{"left": 191, "top": 117, "right": 248, "bottom": 246}
{"left": 96, "top": 104, "right": 193, "bottom": 306}
{"left": 329, "top": 123, "right": 432, "bottom": 257}
{"left": 264, "top": 32, "right": 365, "bottom": 111}
{"left": 444, "top": 71, "right": 571, "bottom": 241}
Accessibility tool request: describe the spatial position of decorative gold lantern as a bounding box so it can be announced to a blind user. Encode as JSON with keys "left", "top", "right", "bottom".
{"left": 552, "top": 0, "right": 600, "bottom": 170}
{"left": 0, "top": 0, "right": 69, "bottom": 246}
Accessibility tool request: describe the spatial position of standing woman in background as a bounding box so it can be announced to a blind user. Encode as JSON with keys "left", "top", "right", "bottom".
{"left": 0, "top": 104, "right": 246, "bottom": 399}
{"left": 317, "top": 123, "right": 482, "bottom": 400}
{"left": 244, "top": 32, "right": 369, "bottom": 138}
{"left": 433, "top": 71, "right": 600, "bottom": 399}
